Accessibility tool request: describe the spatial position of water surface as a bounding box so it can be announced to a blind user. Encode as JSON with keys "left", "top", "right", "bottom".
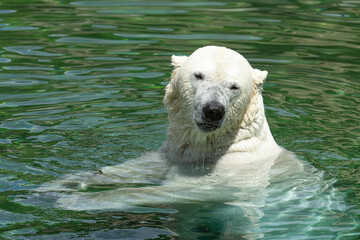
{"left": 0, "top": 0, "right": 359, "bottom": 239}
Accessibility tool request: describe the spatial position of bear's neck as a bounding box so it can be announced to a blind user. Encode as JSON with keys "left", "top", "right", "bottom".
{"left": 162, "top": 91, "right": 276, "bottom": 163}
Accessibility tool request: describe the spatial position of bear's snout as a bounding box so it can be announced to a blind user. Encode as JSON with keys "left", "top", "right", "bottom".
{"left": 203, "top": 101, "right": 225, "bottom": 122}
{"left": 194, "top": 100, "right": 226, "bottom": 133}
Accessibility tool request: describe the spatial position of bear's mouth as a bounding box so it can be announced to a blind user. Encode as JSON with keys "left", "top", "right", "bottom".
{"left": 195, "top": 121, "right": 221, "bottom": 133}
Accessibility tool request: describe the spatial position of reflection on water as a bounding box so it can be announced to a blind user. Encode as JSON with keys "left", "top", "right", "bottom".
{"left": 0, "top": 0, "right": 359, "bottom": 239}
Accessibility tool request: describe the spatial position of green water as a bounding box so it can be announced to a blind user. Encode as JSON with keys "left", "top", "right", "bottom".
{"left": 0, "top": 0, "right": 359, "bottom": 239}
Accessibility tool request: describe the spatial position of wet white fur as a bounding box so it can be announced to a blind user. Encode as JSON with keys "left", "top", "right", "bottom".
{"left": 162, "top": 46, "right": 282, "bottom": 164}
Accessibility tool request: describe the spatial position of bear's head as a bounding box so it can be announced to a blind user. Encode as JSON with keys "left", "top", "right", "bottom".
{"left": 164, "top": 46, "right": 267, "bottom": 136}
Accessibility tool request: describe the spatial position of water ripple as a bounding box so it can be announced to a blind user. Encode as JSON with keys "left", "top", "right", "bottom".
{"left": 4, "top": 46, "right": 63, "bottom": 57}
{"left": 0, "top": 58, "right": 11, "bottom": 63}
{"left": 0, "top": 10, "right": 17, "bottom": 14}
{"left": 85, "top": 56, "right": 131, "bottom": 61}
{"left": 97, "top": 9, "right": 189, "bottom": 14}
{"left": 56, "top": 37, "right": 157, "bottom": 45}
{"left": 0, "top": 26, "right": 38, "bottom": 31}
{"left": 115, "top": 33, "right": 262, "bottom": 41}
{"left": 0, "top": 79, "right": 47, "bottom": 87}
{"left": 71, "top": 1, "right": 226, "bottom": 7}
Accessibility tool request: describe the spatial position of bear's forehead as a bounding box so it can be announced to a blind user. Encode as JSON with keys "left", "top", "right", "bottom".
{"left": 184, "top": 54, "right": 251, "bottom": 82}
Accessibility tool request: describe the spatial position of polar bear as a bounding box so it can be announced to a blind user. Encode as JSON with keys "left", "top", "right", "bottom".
{"left": 31, "top": 46, "right": 351, "bottom": 239}
{"left": 37, "top": 46, "right": 292, "bottom": 207}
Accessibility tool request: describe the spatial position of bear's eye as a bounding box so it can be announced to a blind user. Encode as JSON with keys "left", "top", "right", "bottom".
{"left": 230, "top": 84, "right": 240, "bottom": 90}
{"left": 194, "top": 72, "right": 204, "bottom": 80}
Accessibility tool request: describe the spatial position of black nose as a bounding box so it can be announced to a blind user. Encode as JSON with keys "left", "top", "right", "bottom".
{"left": 203, "top": 101, "right": 225, "bottom": 121}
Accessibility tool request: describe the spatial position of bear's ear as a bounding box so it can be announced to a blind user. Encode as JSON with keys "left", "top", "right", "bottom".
{"left": 252, "top": 68, "right": 268, "bottom": 89}
{"left": 171, "top": 55, "right": 188, "bottom": 69}
{"left": 164, "top": 55, "right": 187, "bottom": 106}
